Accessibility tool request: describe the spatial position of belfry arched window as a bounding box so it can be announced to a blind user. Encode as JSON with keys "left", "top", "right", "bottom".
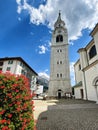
{"left": 89, "top": 45, "right": 97, "bottom": 59}
{"left": 56, "top": 35, "right": 63, "bottom": 42}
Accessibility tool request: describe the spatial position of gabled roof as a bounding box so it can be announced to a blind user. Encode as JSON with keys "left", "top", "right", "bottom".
{"left": 0, "top": 57, "right": 38, "bottom": 75}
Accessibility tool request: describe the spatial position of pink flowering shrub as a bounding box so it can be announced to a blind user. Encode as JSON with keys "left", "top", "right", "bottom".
{"left": 0, "top": 72, "right": 34, "bottom": 130}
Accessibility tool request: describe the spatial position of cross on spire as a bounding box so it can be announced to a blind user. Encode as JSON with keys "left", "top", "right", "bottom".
{"left": 59, "top": 10, "right": 61, "bottom": 16}
{"left": 57, "top": 10, "right": 61, "bottom": 21}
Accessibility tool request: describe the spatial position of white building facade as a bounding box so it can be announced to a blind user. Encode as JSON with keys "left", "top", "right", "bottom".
{"left": 74, "top": 23, "right": 98, "bottom": 103}
{"left": 48, "top": 12, "right": 71, "bottom": 98}
{"left": 0, "top": 57, "right": 38, "bottom": 91}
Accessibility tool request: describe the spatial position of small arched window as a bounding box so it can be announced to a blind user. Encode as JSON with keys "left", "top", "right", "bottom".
{"left": 89, "top": 45, "right": 97, "bottom": 59}
{"left": 57, "top": 61, "right": 59, "bottom": 64}
{"left": 57, "top": 74, "right": 59, "bottom": 77}
{"left": 60, "top": 74, "right": 62, "bottom": 77}
{"left": 56, "top": 35, "right": 63, "bottom": 42}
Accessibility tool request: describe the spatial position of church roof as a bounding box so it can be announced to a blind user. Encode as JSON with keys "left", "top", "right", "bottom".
{"left": 73, "top": 81, "right": 82, "bottom": 88}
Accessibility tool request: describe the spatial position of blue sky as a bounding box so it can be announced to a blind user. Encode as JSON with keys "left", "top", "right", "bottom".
{"left": 0, "top": 0, "right": 98, "bottom": 85}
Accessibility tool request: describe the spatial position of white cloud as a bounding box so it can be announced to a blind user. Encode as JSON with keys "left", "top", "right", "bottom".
{"left": 16, "top": 0, "right": 21, "bottom": 4}
{"left": 69, "top": 41, "right": 74, "bottom": 46}
{"left": 70, "top": 62, "right": 75, "bottom": 86}
{"left": 16, "top": 0, "right": 98, "bottom": 41}
{"left": 16, "top": 0, "right": 23, "bottom": 13}
{"left": 38, "top": 45, "right": 48, "bottom": 54}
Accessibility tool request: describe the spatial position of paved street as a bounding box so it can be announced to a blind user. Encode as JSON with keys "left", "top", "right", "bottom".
{"left": 34, "top": 99, "right": 98, "bottom": 130}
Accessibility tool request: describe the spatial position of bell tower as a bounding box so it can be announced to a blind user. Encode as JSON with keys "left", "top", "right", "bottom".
{"left": 48, "top": 12, "right": 72, "bottom": 98}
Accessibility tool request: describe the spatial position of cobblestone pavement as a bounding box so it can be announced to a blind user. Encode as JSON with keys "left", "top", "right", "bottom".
{"left": 34, "top": 99, "right": 98, "bottom": 130}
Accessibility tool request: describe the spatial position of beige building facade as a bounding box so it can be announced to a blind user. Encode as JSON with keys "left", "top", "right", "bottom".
{"left": 48, "top": 12, "right": 71, "bottom": 98}
{"left": 74, "top": 23, "right": 98, "bottom": 103}
{"left": 0, "top": 57, "right": 38, "bottom": 92}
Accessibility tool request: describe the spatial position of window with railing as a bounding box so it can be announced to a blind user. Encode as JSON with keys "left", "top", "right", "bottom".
{"left": 8, "top": 60, "right": 13, "bottom": 64}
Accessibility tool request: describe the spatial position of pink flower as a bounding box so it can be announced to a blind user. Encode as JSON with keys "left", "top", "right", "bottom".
{"left": 0, "top": 86, "right": 5, "bottom": 89}
{"left": 2, "top": 126, "right": 9, "bottom": 130}
{"left": 0, "top": 110, "right": 5, "bottom": 115}
{"left": 1, "top": 119, "right": 6, "bottom": 124}
{"left": 8, "top": 114, "right": 12, "bottom": 118}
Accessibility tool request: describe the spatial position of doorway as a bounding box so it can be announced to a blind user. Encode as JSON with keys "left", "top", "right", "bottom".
{"left": 58, "top": 89, "right": 62, "bottom": 99}
{"left": 80, "top": 89, "right": 84, "bottom": 99}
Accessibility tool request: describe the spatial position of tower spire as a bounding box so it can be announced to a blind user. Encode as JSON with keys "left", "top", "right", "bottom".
{"left": 57, "top": 10, "right": 61, "bottom": 21}
{"left": 54, "top": 10, "right": 65, "bottom": 29}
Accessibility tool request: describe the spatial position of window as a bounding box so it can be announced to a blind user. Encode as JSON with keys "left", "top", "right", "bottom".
{"left": 57, "top": 49, "right": 62, "bottom": 53}
{"left": 57, "top": 74, "right": 59, "bottom": 77}
{"left": 21, "top": 69, "right": 24, "bottom": 74}
{"left": 57, "top": 61, "right": 59, "bottom": 64}
{"left": 20, "top": 62, "right": 25, "bottom": 68}
{"left": 79, "top": 64, "right": 81, "bottom": 70}
{"left": 56, "top": 35, "right": 63, "bottom": 42}
{"left": 20, "top": 62, "right": 22, "bottom": 66}
{"left": 6, "top": 67, "right": 11, "bottom": 71}
{"left": 60, "top": 74, "right": 62, "bottom": 77}
{"left": 8, "top": 60, "right": 13, "bottom": 64}
{"left": 0, "top": 62, "right": 3, "bottom": 66}
{"left": 60, "top": 61, "right": 62, "bottom": 64}
{"left": 21, "top": 69, "right": 26, "bottom": 75}
{"left": 60, "top": 49, "right": 62, "bottom": 52}
{"left": 89, "top": 45, "right": 97, "bottom": 59}
{"left": 57, "top": 74, "right": 62, "bottom": 78}
{"left": 57, "top": 61, "right": 62, "bottom": 64}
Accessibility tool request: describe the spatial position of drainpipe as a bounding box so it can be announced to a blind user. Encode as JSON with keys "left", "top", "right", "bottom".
{"left": 82, "top": 70, "right": 88, "bottom": 100}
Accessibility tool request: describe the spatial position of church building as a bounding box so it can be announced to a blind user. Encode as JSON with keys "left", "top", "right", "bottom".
{"left": 74, "top": 23, "right": 98, "bottom": 103}
{"left": 48, "top": 12, "right": 72, "bottom": 98}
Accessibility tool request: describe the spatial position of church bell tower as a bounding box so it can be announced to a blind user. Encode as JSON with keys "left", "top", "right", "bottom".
{"left": 48, "top": 12, "right": 72, "bottom": 98}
